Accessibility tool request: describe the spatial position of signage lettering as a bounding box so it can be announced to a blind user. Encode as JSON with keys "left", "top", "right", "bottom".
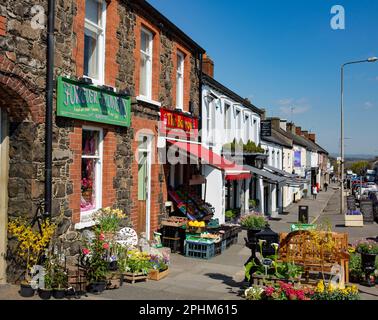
{"left": 57, "top": 77, "right": 131, "bottom": 127}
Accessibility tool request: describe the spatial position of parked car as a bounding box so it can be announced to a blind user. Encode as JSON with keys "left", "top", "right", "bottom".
{"left": 368, "top": 191, "right": 378, "bottom": 221}
{"left": 356, "top": 185, "right": 378, "bottom": 201}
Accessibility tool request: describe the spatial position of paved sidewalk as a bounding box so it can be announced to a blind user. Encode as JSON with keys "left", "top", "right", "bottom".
{"left": 268, "top": 185, "right": 337, "bottom": 234}
{"left": 1, "top": 185, "right": 376, "bottom": 300}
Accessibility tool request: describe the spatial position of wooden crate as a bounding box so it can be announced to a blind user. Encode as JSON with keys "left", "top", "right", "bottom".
{"left": 122, "top": 272, "right": 148, "bottom": 284}
{"left": 106, "top": 272, "right": 122, "bottom": 289}
{"left": 345, "top": 214, "right": 363, "bottom": 227}
{"left": 148, "top": 268, "right": 169, "bottom": 281}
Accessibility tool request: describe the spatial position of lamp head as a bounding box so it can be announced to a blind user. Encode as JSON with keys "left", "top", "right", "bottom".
{"left": 367, "top": 57, "right": 378, "bottom": 62}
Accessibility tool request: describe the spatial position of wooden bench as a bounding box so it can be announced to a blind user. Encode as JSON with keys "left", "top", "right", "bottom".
{"left": 278, "top": 230, "right": 350, "bottom": 284}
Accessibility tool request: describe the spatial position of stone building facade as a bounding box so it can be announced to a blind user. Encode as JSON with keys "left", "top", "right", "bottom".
{"left": 0, "top": 0, "right": 204, "bottom": 283}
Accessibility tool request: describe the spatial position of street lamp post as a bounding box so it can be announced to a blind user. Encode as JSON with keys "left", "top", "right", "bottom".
{"left": 340, "top": 57, "right": 377, "bottom": 215}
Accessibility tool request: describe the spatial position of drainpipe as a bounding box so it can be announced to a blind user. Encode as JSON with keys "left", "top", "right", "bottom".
{"left": 44, "top": 0, "right": 55, "bottom": 219}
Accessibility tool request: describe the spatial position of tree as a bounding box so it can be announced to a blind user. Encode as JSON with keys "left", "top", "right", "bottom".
{"left": 350, "top": 161, "right": 371, "bottom": 175}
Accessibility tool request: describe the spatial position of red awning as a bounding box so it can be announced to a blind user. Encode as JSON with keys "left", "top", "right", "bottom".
{"left": 167, "top": 140, "right": 251, "bottom": 181}
{"left": 225, "top": 173, "right": 252, "bottom": 181}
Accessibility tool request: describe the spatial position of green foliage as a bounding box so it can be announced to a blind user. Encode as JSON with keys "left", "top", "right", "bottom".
{"left": 249, "top": 200, "right": 257, "bottom": 208}
{"left": 82, "top": 230, "right": 110, "bottom": 283}
{"left": 356, "top": 240, "right": 378, "bottom": 255}
{"left": 240, "top": 213, "right": 266, "bottom": 230}
{"left": 124, "top": 251, "right": 153, "bottom": 275}
{"left": 51, "top": 266, "right": 68, "bottom": 290}
{"left": 245, "top": 259, "right": 303, "bottom": 280}
{"left": 223, "top": 139, "right": 265, "bottom": 154}
{"left": 225, "top": 210, "right": 236, "bottom": 220}
{"left": 349, "top": 161, "right": 371, "bottom": 175}
{"left": 349, "top": 253, "right": 363, "bottom": 279}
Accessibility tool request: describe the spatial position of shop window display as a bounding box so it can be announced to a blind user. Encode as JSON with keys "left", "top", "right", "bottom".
{"left": 81, "top": 129, "right": 102, "bottom": 213}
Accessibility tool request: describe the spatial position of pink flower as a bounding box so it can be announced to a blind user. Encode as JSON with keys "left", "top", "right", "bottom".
{"left": 103, "top": 243, "right": 109, "bottom": 250}
{"left": 99, "top": 233, "right": 105, "bottom": 241}
{"left": 265, "top": 287, "right": 275, "bottom": 297}
{"left": 82, "top": 248, "right": 90, "bottom": 255}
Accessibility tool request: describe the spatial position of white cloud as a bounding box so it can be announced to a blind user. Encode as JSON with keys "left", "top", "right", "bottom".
{"left": 277, "top": 98, "right": 294, "bottom": 106}
{"left": 277, "top": 97, "right": 311, "bottom": 115}
{"left": 279, "top": 105, "right": 311, "bottom": 115}
{"left": 364, "top": 101, "right": 374, "bottom": 109}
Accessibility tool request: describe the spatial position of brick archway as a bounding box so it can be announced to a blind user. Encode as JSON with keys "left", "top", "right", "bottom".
{"left": 0, "top": 55, "right": 45, "bottom": 284}
{"left": 0, "top": 55, "right": 44, "bottom": 123}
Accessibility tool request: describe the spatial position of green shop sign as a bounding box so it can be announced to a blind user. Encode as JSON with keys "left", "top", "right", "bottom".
{"left": 57, "top": 76, "right": 131, "bottom": 127}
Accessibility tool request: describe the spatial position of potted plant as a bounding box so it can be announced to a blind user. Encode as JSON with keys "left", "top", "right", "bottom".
{"left": 356, "top": 240, "right": 378, "bottom": 270}
{"left": 93, "top": 207, "right": 127, "bottom": 241}
{"left": 121, "top": 250, "right": 152, "bottom": 283}
{"left": 249, "top": 200, "right": 257, "bottom": 210}
{"left": 37, "top": 255, "right": 53, "bottom": 300}
{"left": 348, "top": 252, "right": 363, "bottom": 283}
{"left": 239, "top": 212, "right": 267, "bottom": 241}
{"left": 82, "top": 230, "right": 110, "bottom": 294}
{"left": 148, "top": 252, "right": 170, "bottom": 281}
{"left": 51, "top": 265, "right": 68, "bottom": 299}
{"left": 7, "top": 218, "right": 56, "bottom": 298}
{"left": 225, "top": 210, "right": 236, "bottom": 222}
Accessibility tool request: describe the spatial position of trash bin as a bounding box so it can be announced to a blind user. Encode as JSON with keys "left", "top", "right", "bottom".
{"left": 298, "top": 206, "right": 309, "bottom": 224}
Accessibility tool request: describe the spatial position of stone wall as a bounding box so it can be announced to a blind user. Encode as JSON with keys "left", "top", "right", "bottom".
{"left": 1, "top": 0, "right": 202, "bottom": 282}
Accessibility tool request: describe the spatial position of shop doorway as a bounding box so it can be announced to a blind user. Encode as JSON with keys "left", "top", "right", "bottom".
{"left": 0, "top": 109, "right": 9, "bottom": 284}
{"left": 137, "top": 135, "right": 152, "bottom": 239}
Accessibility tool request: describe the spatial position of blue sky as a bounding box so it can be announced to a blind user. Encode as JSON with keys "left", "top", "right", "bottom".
{"left": 148, "top": 0, "right": 378, "bottom": 156}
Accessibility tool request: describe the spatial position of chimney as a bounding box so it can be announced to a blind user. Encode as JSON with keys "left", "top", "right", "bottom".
{"left": 269, "top": 117, "right": 281, "bottom": 130}
{"left": 260, "top": 108, "right": 266, "bottom": 120}
{"left": 287, "top": 122, "right": 296, "bottom": 135}
{"left": 202, "top": 53, "right": 214, "bottom": 78}
{"left": 295, "top": 126, "right": 302, "bottom": 136}
{"left": 280, "top": 119, "right": 287, "bottom": 131}
{"left": 302, "top": 130, "right": 309, "bottom": 139}
{"left": 309, "top": 133, "right": 316, "bottom": 143}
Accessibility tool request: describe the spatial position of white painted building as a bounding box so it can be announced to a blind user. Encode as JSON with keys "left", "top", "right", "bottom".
{"left": 201, "top": 74, "right": 263, "bottom": 223}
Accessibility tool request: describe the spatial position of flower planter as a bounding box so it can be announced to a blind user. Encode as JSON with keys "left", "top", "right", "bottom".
{"left": 52, "top": 289, "right": 66, "bottom": 299}
{"left": 87, "top": 281, "right": 107, "bottom": 294}
{"left": 344, "top": 214, "right": 363, "bottom": 227}
{"left": 106, "top": 272, "right": 122, "bottom": 289}
{"left": 38, "top": 289, "right": 52, "bottom": 300}
{"left": 251, "top": 274, "right": 302, "bottom": 286}
{"left": 121, "top": 272, "right": 148, "bottom": 284}
{"left": 148, "top": 268, "right": 169, "bottom": 281}
{"left": 19, "top": 283, "right": 35, "bottom": 298}
{"left": 361, "top": 253, "right": 376, "bottom": 270}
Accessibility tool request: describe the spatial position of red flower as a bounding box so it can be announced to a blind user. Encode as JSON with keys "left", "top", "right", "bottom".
{"left": 103, "top": 243, "right": 109, "bottom": 250}
{"left": 265, "top": 287, "right": 275, "bottom": 297}
{"left": 99, "top": 233, "right": 105, "bottom": 241}
{"left": 82, "top": 248, "right": 90, "bottom": 255}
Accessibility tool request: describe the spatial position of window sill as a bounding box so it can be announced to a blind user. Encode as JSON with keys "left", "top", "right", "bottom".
{"left": 74, "top": 209, "right": 98, "bottom": 230}
{"left": 136, "top": 95, "right": 162, "bottom": 107}
{"left": 74, "top": 220, "right": 96, "bottom": 230}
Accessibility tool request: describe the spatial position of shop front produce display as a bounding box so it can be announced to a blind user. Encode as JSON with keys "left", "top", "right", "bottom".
{"left": 168, "top": 187, "right": 214, "bottom": 221}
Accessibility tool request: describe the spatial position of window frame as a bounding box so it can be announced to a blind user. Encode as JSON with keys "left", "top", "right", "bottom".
{"left": 83, "top": 0, "right": 106, "bottom": 85}
{"left": 139, "top": 26, "right": 154, "bottom": 100}
{"left": 80, "top": 126, "right": 104, "bottom": 224}
{"left": 176, "top": 50, "right": 185, "bottom": 110}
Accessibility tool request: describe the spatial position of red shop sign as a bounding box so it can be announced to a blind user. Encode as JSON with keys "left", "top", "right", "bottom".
{"left": 160, "top": 108, "right": 198, "bottom": 140}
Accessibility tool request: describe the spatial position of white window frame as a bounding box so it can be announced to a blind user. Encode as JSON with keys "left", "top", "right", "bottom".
{"left": 244, "top": 112, "right": 250, "bottom": 142}
{"left": 76, "top": 126, "right": 103, "bottom": 229}
{"left": 139, "top": 27, "right": 153, "bottom": 100}
{"left": 176, "top": 50, "right": 185, "bottom": 110}
{"left": 83, "top": 0, "right": 106, "bottom": 85}
{"left": 235, "top": 107, "right": 242, "bottom": 141}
